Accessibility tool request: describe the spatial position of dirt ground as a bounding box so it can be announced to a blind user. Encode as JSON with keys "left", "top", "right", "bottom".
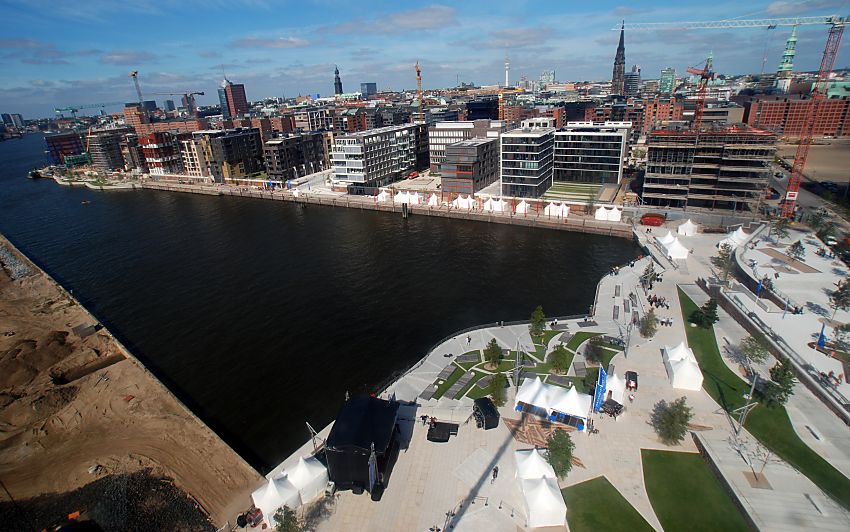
{"left": 0, "top": 235, "right": 262, "bottom": 529}
{"left": 778, "top": 138, "right": 850, "bottom": 183}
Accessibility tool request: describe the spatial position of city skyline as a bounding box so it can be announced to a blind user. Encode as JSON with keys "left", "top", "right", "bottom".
{"left": 0, "top": 0, "right": 847, "bottom": 118}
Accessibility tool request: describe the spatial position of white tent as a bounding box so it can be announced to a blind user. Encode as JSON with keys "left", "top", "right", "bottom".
{"left": 376, "top": 190, "right": 389, "bottom": 203}
{"left": 607, "top": 207, "right": 622, "bottom": 222}
{"left": 516, "top": 376, "right": 547, "bottom": 408}
{"left": 393, "top": 191, "right": 410, "bottom": 204}
{"left": 605, "top": 372, "right": 627, "bottom": 405}
{"left": 668, "top": 358, "right": 704, "bottom": 391}
{"left": 664, "top": 342, "right": 694, "bottom": 364}
{"left": 550, "top": 386, "right": 591, "bottom": 420}
{"left": 409, "top": 192, "right": 420, "bottom": 205}
{"left": 428, "top": 193, "right": 440, "bottom": 207}
{"left": 521, "top": 477, "right": 567, "bottom": 529}
{"left": 544, "top": 202, "right": 566, "bottom": 218}
{"left": 514, "top": 449, "right": 556, "bottom": 480}
{"left": 286, "top": 456, "right": 329, "bottom": 504}
{"left": 678, "top": 219, "right": 699, "bottom": 236}
{"left": 251, "top": 475, "right": 302, "bottom": 526}
{"left": 664, "top": 237, "right": 690, "bottom": 260}
{"left": 594, "top": 206, "right": 608, "bottom": 221}
{"left": 720, "top": 227, "right": 749, "bottom": 249}
{"left": 657, "top": 231, "right": 676, "bottom": 247}
{"left": 515, "top": 199, "right": 530, "bottom": 215}
{"left": 483, "top": 198, "right": 497, "bottom": 212}
{"left": 491, "top": 198, "right": 508, "bottom": 212}
{"left": 452, "top": 195, "right": 475, "bottom": 210}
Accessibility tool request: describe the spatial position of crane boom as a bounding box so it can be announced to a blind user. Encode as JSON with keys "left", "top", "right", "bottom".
{"left": 129, "top": 71, "right": 143, "bottom": 104}
{"left": 782, "top": 21, "right": 845, "bottom": 218}
{"left": 616, "top": 15, "right": 843, "bottom": 30}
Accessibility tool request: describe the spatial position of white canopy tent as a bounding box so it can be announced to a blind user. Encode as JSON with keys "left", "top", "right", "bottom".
{"left": 408, "top": 191, "right": 420, "bottom": 205}
{"left": 521, "top": 477, "right": 567, "bottom": 529}
{"left": 251, "top": 475, "right": 302, "bottom": 526}
{"left": 664, "top": 237, "right": 690, "bottom": 260}
{"left": 515, "top": 376, "right": 546, "bottom": 407}
{"left": 594, "top": 206, "right": 608, "bottom": 221}
{"left": 515, "top": 376, "right": 591, "bottom": 429}
{"left": 657, "top": 231, "right": 676, "bottom": 247}
{"left": 668, "top": 358, "right": 704, "bottom": 391}
{"left": 607, "top": 207, "right": 622, "bottom": 222}
{"left": 544, "top": 202, "right": 567, "bottom": 218}
{"left": 664, "top": 342, "right": 694, "bottom": 364}
{"left": 514, "top": 449, "right": 556, "bottom": 480}
{"left": 376, "top": 190, "right": 389, "bottom": 203}
{"left": 452, "top": 195, "right": 475, "bottom": 210}
{"left": 483, "top": 197, "right": 508, "bottom": 213}
{"left": 515, "top": 199, "right": 530, "bottom": 215}
{"left": 292, "top": 188, "right": 301, "bottom": 198}
{"left": 286, "top": 456, "right": 329, "bottom": 504}
{"left": 720, "top": 226, "right": 749, "bottom": 249}
{"left": 428, "top": 193, "right": 440, "bottom": 207}
{"left": 678, "top": 219, "right": 699, "bottom": 236}
{"left": 550, "top": 386, "right": 592, "bottom": 420}
{"left": 393, "top": 191, "right": 410, "bottom": 204}
{"left": 605, "top": 372, "right": 627, "bottom": 405}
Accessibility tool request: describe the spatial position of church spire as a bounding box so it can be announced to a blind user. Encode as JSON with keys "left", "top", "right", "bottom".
{"left": 611, "top": 21, "right": 626, "bottom": 96}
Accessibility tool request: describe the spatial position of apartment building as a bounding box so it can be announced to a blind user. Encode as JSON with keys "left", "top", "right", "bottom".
{"left": 263, "top": 132, "right": 328, "bottom": 181}
{"left": 294, "top": 107, "right": 334, "bottom": 132}
{"left": 554, "top": 122, "right": 630, "bottom": 184}
{"left": 741, "top": 95, "right": 849, "bottom": 137}
{"left": 332, "top": 124, "right": 418, "bottom": 190}
{"left": 642, "top": 126, "right": 777, "bottom": 212}
{"left": 45, "top": 131, "right": 83, "bottom": 165}
{"left": 439, "top": 137, "right": 500, "bottom": 194}
{"left": 86, "top": 129, "right": 130, "bottom": 173}
{"left": 500, "top": 125, "right": 555, "bottom": 198}
{"left": 428, "top": 119, "right": 506, "bottom": 171}
{"left": 141, "top": 132, "right": 184, "bottom": 175}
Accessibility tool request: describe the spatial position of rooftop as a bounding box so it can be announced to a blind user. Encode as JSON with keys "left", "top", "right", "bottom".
{"left": 502, "top": 126, "right": 555, "bottom": 138}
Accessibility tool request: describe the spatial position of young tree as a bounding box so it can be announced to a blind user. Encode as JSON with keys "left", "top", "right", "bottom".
{"left": 488, "top": 373, "right": 508, "bottom": 407}
{"left": 529, "top": 305, "right": 546, "bottom": 344}
{"left": 828, "top": 279, "right": 850, "bottom": 322}
{"left": 642, "top": 262, "right": 658, "bottom": 286}
{"left": 711, "top": 243, "right": 735, "bottom": 283}
{"left": 700, "top": 298, "right": 719, "bottom": 328}
{"left": 274, "top": 506, "right": 304, "bottom": 532}
{"left": 583, "top": 336, "right": 605, "bottom": 366}
{"left": 760, "top": 381, "right": 787, "bottom": 408}
{"left": 548, "top": 344, "right": 571, "bottom": 374}
{"left": 787, "top": 240, "right": 806, "bottom": 261}
{"left": 807, "top": 209, "right": 828, "bottom": 232}
{"left": 767, "top": 359, "right": 796, "bottom": 406}
{"left": 640, "top": 307, "right": 658, "bottom": 338}
{"left": 483, "top": 338, "right": 502, "bottom": 368}
{"left": 772, "top": 218, "right": 790, "bottom": 242}
{"left": 738, "top": 334, "right": 771, "bottom": 371}
{"left": 650, "top": 397, "right": 693, "bottom": 445}
{"left": 817, "top": 221, "right": 837, "bottom": 242}
{"left": 545, "top": 428, "right": 575, "bottom": 478}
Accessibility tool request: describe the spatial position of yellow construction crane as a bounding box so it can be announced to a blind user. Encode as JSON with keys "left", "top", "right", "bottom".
{"left": 415, "top": 62, "right": 424, "bottom": 122}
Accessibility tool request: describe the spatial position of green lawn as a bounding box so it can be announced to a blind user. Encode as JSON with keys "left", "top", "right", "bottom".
{"left": 565, "top": 332, "right": 601, "bottom": 352}
{"left": 432, "top": 366, "right": 464, "bottom": 399}
{"left": 563, "top": 477, "right": 653, "bottom": 532}
{"left": 642, "top": 450, "right": 750, "bottom": 532}
{"left": 453, "top": 371, "right": 485, "bottom": 399}
{"left": 678, "top": 288, "right": 850, "bottom": 509}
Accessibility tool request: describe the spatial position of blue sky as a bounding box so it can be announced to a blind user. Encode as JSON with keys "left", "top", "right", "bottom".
{"left": 0, "top": 0, "right": 847, "bottom": 118}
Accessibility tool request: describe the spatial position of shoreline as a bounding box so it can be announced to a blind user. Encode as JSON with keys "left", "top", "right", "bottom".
{"left": 0, "top": 233, "right": 262, "bottom": 529}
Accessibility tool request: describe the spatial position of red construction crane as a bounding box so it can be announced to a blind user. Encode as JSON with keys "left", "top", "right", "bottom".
{"left": 685, "top": 53, "right": 714, "bottom": 131}
{"left": 620, "top": 14, "right": 847, "bottom": 218}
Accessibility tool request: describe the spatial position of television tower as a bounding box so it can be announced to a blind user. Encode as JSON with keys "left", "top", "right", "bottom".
{"left": 504, "top": 55, "right": 510, "bottom": 87}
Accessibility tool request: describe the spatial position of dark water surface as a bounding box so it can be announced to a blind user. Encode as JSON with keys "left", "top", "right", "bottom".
{"left": 0, "top": 133, "right": 640, "bottom": 471}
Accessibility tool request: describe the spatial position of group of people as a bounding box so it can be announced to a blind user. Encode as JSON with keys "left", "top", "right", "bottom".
{"left": 611, "top": 266, "right": 622, "bottom": 276}
{"left": 659, "top": 317, "right": 674, "bottom": 327}
{"left": 815, "top": 247, "right": 836, "bottom": 259}
{"left": 820, "top": 370, "right": 844, "bottom": 389}
{"left": 648, "top": 294, "right": 670, "bottom": 310}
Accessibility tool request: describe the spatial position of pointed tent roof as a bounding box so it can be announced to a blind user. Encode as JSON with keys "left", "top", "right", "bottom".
{"left": 428, "top": 193, "right": 439, "bottom": 206}
{"left": 670, "top": 358, "right": 704, "bottom": 391}
{"left": 515, "top": 448, "right": 556, "bottom": 480}
{"left": 658, "top": 231, "right": 676, "bottom": 246}
{"left": 607, "top": 207, "right": 622, "bottom": 222}
{"left": 515, "top": 199, "right": 530, "bottom": 214}
{"left": 287, "top": 456, "right": 327, "bottom": 490}
{"left": 551, "top": 385, "right": 591, "bottom": 419}
{"left": 408, "top": 191, "right": 420, "bottom": 205}
{"left": 376, "top": 190, "right": 389, "bottom": 202}
{"left": 521, "top": 477, "right": 567, "bottom": 529}
{"left": 606, "top": 372, "right": 627, "bottom": 404}
{"left": 664, "top": 342, "right": 691, "bottom": 362}
{"left": 678, "top": 219, "right": 699, "bottom": 236}
{"left": 516, "top": 376, "right": 546, "bottom": 406}
{"left": 594, "top": 206, "right": 608, "bottom": 221}
{"left": 731, "top": 226, "right": 748, "bottom": 244}
{"left": 665, "top": 237, "right": 689, "bottom": 260}
{"left": 251, "top": 475, "right": 301, "bottom": 524}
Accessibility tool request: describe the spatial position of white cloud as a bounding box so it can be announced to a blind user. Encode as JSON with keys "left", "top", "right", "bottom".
{"left": 233, "top": 36, "right": 309, "bottom": 49}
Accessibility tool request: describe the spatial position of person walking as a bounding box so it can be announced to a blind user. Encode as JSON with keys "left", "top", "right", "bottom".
{"left": 491, "top": 466, "right": 499, "bottom": 484}
{"left": 467, "top": 335, "right": 471, "bottom": 346}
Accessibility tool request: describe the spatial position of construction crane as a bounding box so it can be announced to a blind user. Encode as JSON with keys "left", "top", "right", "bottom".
{"left": 619, "top": 14, "right": 847, "bottom": 218}
{"left": 149, "top": 91, "right": 205, "bottom": 115}
{"left": 129, "top": 71, "right": 143, "bottom": 104}
{"left": 54, "top": 102, "right": 126, "bottom": 118}
{"left": 415, "top": 62, "right": 424, "bottom": 122}
{"left": 686, "top": 52, "right": 714, "bottom": 131}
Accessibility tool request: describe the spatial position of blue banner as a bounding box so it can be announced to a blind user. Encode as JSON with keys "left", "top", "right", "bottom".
{"left": 593, "top": 367, "right": 608, "bottom": 412}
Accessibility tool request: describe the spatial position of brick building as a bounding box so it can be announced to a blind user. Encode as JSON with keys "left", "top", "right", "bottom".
{"left": 263, "top": 132, "right": 328, "bottom": 182}
{"left": 741, "top": 96, "right": 849, "bottom": 137}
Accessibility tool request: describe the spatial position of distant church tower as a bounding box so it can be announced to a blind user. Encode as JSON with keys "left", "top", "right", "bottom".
{"left": 775, "top": 26, "right": 797, "bottom": 94}
{"left": 334, "top": 66, "right": 343, "bottom": 95}
{"left": 611, "top": 21, "right": 626, "bottom": 96}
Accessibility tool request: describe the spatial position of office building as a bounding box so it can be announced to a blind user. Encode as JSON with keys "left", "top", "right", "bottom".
{"left": 611, "top": 22, "right": 626, "bottom": 96}
{"left": 86, "top": 129, "right": 129, "bottom": 173}
{"left": 165, "top": 100, "right": 176, "bottom": 112}
{"left": 9, "top": 114, "right": 24, "bottom": 128}
{"left": 439, "top": 137, "right": 499, "bottom": 194}
{"left": 218, "top": 79, "right": 231, "bottom": 119}
{"left": 428, "top": 119, "right": 506, "bottom": 171}
{"left": 539, "top": 70, "right": 556, "bottom": 86}
{"left": 123, "top": 103, "right": 210, "bottom": 136}
{"left": 294, "top": 107, "right": 334, "bottom": 132}
{"left": 195, "top": 128, "right": 264, "bottom": 182}
{"left": 660, "top": 68, "right": 676, "bottom": 95}
{"left": 553, "top": 122, "right": 630, "bottom": 185}
{"left": 334, "top": 66, "right": 344, "bottom": 95}
{"left": 642, "top": 126, "right": 776, "bottom": 212}
{"left": 624, "top": 65, "right": 641, "bottom": 97}
{"left": 500, "top": 125, "right": 555, "bottom": 198}
{"left": 466, "top": 98, "right": 499, "bottom": 120}
{"left": 140, "top": 132, "right": 184, "bottom": 175}
{"left": 741, "top": 95, "right": 849, "bottom": 136}
{"left": 225, "top": 81, "right": 250, "bottom": 117}
{"left": 0, "top": 113, "right": 11, "bottom": 126}
{"left": 45, "top": 132, "right": 84, "bottom": 165}
{"left": 332, "top": 124, "right": 418, "bottom": 190}
{"left": 263, "top": 132, "right": 328, "bottom": 181}
{"left": 360, "top": 82, "right": 377, "bottom": 97}
{"left": 142, "top": 100, "right": 157, "bottom": 113}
